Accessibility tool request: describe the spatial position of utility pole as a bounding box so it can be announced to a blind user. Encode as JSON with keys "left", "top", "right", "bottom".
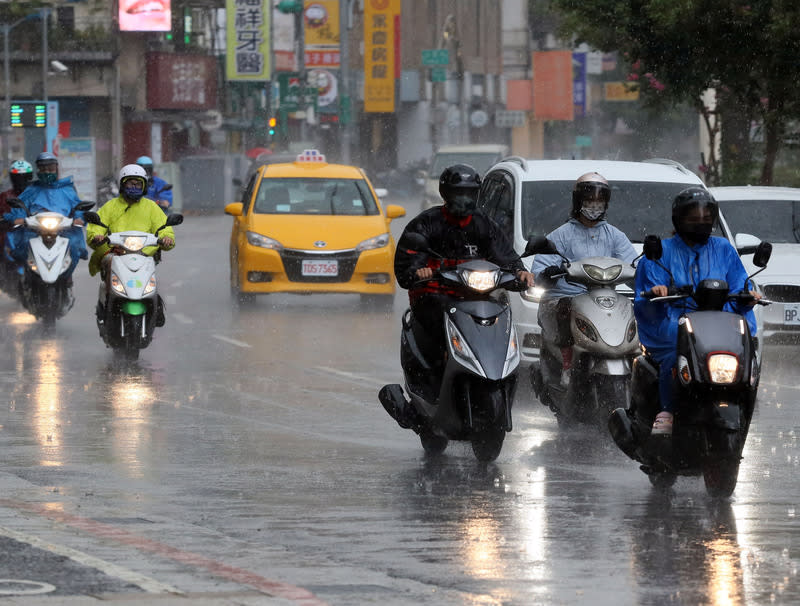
{"left": 339, "top": 0, "right": 351, "bottom": 163}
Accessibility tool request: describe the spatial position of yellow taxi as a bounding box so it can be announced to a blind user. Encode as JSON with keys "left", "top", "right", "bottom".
{"left": 224, "top": 149, "right": 406, "bottom": 304}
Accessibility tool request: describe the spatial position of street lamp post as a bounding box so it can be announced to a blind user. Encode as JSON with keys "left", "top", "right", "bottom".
{"left": 2, "top": 12, "right": 42, "bottom": 171}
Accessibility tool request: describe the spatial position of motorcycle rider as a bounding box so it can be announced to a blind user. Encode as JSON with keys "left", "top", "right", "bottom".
{"left": 136, "top": 156, "right": 172, "bottom": 211}
{"left": 634, "top": 187, "right": 760, "bottom": 436}
{"left": 1, "top": 160, "right": 34, "bottom": 246}
{"left": 533, "top": 172, "right": 637, "bottom": 386}
{"left": 86, "top": 164, "right": 175, "bottom": 325}
{"left": 392, "top": 164, "right": 534, "bottom": 418}
{"left": 3, "top": 152, "right": 88, "bottom": 282}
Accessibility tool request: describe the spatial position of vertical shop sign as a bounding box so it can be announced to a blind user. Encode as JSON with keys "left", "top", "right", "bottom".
{"left": 532, "top": 51, "right": 574, "bottom": 121}
{"left": 226, "top": 0, "right": 271, "bottom": 81}
{"left": 364, "top": 0, "right": 400, "bottom": 113}
{"left": 304, "top": 0, "right": 340, "bottom": 68}
{"left": 572, "top": 52, "right": 587, "bottom": 118}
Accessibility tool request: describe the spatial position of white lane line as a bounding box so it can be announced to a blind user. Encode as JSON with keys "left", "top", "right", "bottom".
{"left": 165, "top": 294, "right": 177, "bottom": 305}
{"left": 212, "top": 334, "right": 252, "bottom": 348}
{"left": 171, "top": 280, "right": 184, "bottom": 288}
{"left": 172, "top": 313, "right": 193, "bottom": 324}
{"left": 315, "top": 365, "right": 388, "bottom": 388}
{"left": 0, "top": 525, "right": 181, "bottom": 595}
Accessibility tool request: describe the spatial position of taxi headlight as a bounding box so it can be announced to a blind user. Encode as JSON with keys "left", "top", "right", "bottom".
{"left": 461, "top": 269, "right": 499, "bottom": 292}
{"left": 39, "top": 216, "right": 61, "bottom": 231}
{"left": 584, "top": 263, "right": 622, "bottom": 282}
{"left": 708, "top": 353, "right": 738, "bottom": 384}
{"left": 356, "top": 233, "right": 389, "bottom": 251}
{"left": 123, "top": 236, "right": 146, "bottom": 251}
{"left": 246, "top": 231, "right": 283, "bottom": 250}
{"left": 110, "top": 272, "right": 126, "bottom": 294}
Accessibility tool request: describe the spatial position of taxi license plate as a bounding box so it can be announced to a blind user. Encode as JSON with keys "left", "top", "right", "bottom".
{"left": 302, "top": 259, "right": 338, "bottom": 276}
{"left": 784, "top": 303, "right": 800, "bottom": 325}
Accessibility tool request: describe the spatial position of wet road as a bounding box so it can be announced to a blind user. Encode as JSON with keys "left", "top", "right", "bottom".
{"left": 0, "top": 210, "right": 799, "bottom": 605}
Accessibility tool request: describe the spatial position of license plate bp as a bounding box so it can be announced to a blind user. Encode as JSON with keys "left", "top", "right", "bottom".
{"left": 784, "top": 303, "right": 800, "bottom": 324}
{"left": 302, "top": 259, "right": 338, "bottom": 276}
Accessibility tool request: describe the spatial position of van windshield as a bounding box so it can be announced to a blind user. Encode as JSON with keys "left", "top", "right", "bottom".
{"left": 431, "top": 153, "right": 502, "bottom": 177}
{"left": 718, "top": 199, "right": 800, "bottom": 243}
{"left": 521, "top": 180, "right": 712, "bottom": 243}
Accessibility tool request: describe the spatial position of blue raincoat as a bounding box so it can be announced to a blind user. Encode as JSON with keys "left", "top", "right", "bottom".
{"left": 634, "top": 234, "right": 755, "bottom": 411}
{"left": 3, "top": 177, "right": 88, "bottom": 276}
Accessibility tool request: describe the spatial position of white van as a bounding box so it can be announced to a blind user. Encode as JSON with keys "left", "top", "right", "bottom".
{"left": 421, "top": 143, "right": 510, "bottom": 210}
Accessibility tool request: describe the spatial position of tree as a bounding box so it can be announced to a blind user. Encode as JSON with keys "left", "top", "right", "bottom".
{"left": 550, "top": 0, "right": 800, "bottom": 185}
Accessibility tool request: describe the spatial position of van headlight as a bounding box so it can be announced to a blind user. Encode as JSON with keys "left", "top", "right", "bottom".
{"left": 521, "top": 285, "right": 545, "bottom": 303}
{"left": 708, "top": 353, "right": 738, "bottom": 384}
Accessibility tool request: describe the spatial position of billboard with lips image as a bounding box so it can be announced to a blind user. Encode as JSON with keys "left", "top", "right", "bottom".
{"left": 119, "top": 0, "right": 172, "bottom": 32}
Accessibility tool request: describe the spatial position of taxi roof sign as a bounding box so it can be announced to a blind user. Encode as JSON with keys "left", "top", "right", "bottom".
{"left": 296, "top": 149, "right": 326, "bottom": 163}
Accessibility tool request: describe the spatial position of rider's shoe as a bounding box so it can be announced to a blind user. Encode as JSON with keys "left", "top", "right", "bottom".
{"left": 651, "top": 412, "right": 674, "bottom": 436}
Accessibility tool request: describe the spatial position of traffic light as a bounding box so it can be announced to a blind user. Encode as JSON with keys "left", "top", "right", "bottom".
{"left": 276, "top": 0, "right": 303, "bottom": 14}
{"left": 268, "top": 117, "right": 277, "bottom": 136}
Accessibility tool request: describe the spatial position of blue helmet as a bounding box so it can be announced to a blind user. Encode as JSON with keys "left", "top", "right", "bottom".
{"left": 136, "top": 156, "right": 154, "bottom": 167}
{"left": 35, "top": 151, "right": 58, "bottom": 167}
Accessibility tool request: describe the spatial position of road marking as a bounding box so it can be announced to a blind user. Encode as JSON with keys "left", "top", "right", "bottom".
{"left": 172, "top": 313, "right": 193, "bottom": 324}
{"left": 212, "top": 334, "right": 252, "bottom": 348}
{"left": 0, "top": 500, "right": 328, "bottom": 606}
{"left": 165, "top": 294, "right": 177, "bottom": 305}
{"left": 172, "top": 280, "right": 184, "bottom": 288}
{"left": 0, "top": 524, "right": 180, "bottom": 594}
{"left": 314, "top": 365, "right": 388, "bottom": 388}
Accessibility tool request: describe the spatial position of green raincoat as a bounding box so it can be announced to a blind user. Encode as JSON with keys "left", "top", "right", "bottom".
{"left": 86, "top": 196, "right": 176, "bottom": 276}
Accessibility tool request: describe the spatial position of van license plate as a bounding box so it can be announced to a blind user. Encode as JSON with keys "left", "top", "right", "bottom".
{"left": 302, "top": 260, "right": 338, "bottom": 276}
{"left": 784, "top": 303, "right": 800, "bottom": 325}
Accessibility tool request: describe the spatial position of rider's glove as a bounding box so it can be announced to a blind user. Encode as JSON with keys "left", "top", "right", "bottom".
{"left": 541, "top": 265, "right": 562, "bottom": 280}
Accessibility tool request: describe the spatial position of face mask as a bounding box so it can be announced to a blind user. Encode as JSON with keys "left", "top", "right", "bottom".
{"left": 38, "top": 172, "right": 57, "bottom": 185}
{"left": 580, "top": 200, "right": 606, "bottom": 221}
{"left": 123, "top": 182, "right": 145, "bottom": 201}
{"left": 447, "top": 193, "right": 477, "bottom": 217}
{"left": 680, "top": 222, "right": 713, "bottom": 245}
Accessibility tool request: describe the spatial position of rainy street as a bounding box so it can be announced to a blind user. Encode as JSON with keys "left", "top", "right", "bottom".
{"left": 1, "top": 205, "right": 799, "bottom": 605}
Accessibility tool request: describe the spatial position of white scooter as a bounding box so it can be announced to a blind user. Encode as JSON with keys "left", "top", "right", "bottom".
{"left": 6, "top": 198, "right": 94, "bottom": 326}
{"left": 84, "top": 211, "right": 182, "bottom": 359}
{"left": 531, "top": 240, "right": 640, "bottom": 427}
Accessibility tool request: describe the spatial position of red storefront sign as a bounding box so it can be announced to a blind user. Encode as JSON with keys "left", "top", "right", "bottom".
{"left": 146, "top": 53, "right": 218, "bottom": 110}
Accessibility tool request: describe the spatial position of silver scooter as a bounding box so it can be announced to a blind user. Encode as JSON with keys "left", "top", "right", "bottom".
{"left": 531, "top": 240, "right": 640, "bottom": 427}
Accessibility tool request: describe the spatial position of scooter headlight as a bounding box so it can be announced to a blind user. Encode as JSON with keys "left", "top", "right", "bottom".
{"left": 708, "top": 353, "right": 739, "bottom": 384}
{"left": 123, "top": 236, "right": 147, "bottom": 251}
{"left": 461, "top": 269, "right": 499, "bottom": 292}
{"left": 143, "top": 275, "right": 157, "bottom": 294}
{"left": 40, "top": 217, "right": 61, "bottom": 231}
{"left": 110, "top": 272, "right": 126, "bottom": 294}
{"left": 583, "top": 263, "right": 622, "bottom": 282}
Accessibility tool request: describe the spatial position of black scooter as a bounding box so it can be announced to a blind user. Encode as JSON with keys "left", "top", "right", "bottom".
{"left": 608, "top": 235, "right": 772, "bottom": 497}
{"left": 380, "top": 235, "right": 545, "bottom": 462}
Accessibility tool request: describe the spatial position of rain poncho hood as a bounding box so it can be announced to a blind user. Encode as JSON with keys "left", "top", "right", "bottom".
{"left": 86, "top": 196, "right": 175, "bottom": 276}
{"left": 5, "top": 176, "right": 84, "bottom": 221}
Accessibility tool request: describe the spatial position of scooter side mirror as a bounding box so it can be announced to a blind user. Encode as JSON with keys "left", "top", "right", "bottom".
{"left": 752, "top": 241, "right": 772, "bottom": 268}
{"left": 75, "top": 200, "right": 96, "bottom": 212}
{"left": 83, "top": 211, "right": 105, "bottom": 227}
{"left": 643, "top": 234, "right": 663, "bottom": 261}
{"left": 523, "top": 236, "right": 558, "bottom": 257}
{"left": 402, "top": 232, "right": 430, "bottom": 253}
{"left": 161, "top": 184, "right": 173, "bottom": 192}
{"left": 165, "top": 213, "right": 184, "bottom": 227}
{"left": 7, "top": 197, "right": 26, "bottom": 211}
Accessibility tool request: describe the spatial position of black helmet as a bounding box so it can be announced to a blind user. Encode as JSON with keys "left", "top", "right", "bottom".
{"left": 672, "top": 187, "right": 718, "bottom": 245}
{"left": 571, "top": 172, "right": 610, "bottom": 220}
{"left": 439, "top": 164, "right": 481, "bottom": 217}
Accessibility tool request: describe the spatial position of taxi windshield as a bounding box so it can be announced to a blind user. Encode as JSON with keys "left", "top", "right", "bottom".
{"left": 252, "top": 178, "right": 379, "bottom": 216}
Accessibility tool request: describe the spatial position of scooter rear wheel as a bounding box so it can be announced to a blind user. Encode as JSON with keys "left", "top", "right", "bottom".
{"left": 648, "top": 472, "right": 677, "bottom": 491}
{"left": 419, "top": 431, "right": 448, "bottom": 456}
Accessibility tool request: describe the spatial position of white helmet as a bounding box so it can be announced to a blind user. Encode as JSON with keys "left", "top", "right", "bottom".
{"left": 118, "top": 164, "right": 148, "bottom": 200}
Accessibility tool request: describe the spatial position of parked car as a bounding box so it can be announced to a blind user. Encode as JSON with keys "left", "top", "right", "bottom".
{"left": 420, "top": 143, "right": 510, "bottom": 210}
{"left": 711, "top": 185, "right": 800, "bottom": 342}
{"left": 477, "top": 158, "right": 719, "bottom": 366}
{"left": 224, "top": 149, "right": 406, "bottom": 306}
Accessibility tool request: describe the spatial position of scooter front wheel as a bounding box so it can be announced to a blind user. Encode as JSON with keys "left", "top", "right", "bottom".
{"left": 703, "top": 458, "right": 740, "bottom": 498}
{"left": 419, "top": 431, "right": 448, "bottom": 457}
{"left": 115, "top": 314, "right": 142, "bottom": 361}
{"left": 471, "top": 428, "right": 505, "bottom": 462}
